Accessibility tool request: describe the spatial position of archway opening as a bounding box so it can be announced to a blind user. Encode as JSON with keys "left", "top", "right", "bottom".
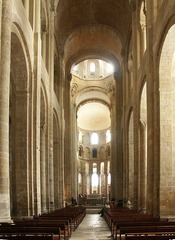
{"left": 159, "top": 24, "right": 175, "bottom": 217}
{"left": 71, "top": 58, "right": 114, "bottom": 204}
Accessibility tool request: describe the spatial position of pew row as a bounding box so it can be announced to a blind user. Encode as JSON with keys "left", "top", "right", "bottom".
{"left": 0, "top": 226, "right": 60, "bottom": 240}
{"left": 125, "top": 235, "right": 175, "bottom": 240}
{"left": 14, "top": 219, "right": 70, "bottom": 240}
{"left": 119, "top": 226, "right": 175, "bottom": 240}
{"left": 35, "top": 206, "right": 86, "bottom": 231}
{"left": 102, "top": 207, "right": 175, "bottom": 240}
{"left": 0, "top": 206, "right": 86, "bottom": 240}
{"left": 0, "top": 235, "right": 54, "bottom": 240}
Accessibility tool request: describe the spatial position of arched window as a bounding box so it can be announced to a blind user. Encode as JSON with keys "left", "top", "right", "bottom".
{"left": 79, "top": 131, "right": 83, "bottom": 143}
{"left": 108, "top": 172, "right": 111, "bottom": 185}
{"left": 90, "top": 62, "right": 95, "bottom": 73}
{"left": 78, "top": 173, "right": 82, "bottom": 184}
{"left": 92, "top": 163, "right": 98, "bottom": 193}
{"left": 73, "top": 64, "right": 78, "bottom": 72}
{"left": 92, "top": 148, "right": 97, "bottom": 158}
{"left": 106, "top": 130, "right": 111, "bottom": 143}
{"left": 91, "top": 132, "right": 98, "bottom": 144}
{"left": 107, "top": 63, "right": 114, "bottom": 74}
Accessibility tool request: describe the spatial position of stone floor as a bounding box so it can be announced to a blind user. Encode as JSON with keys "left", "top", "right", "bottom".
{"left": 70, "top": 212, "right": 112, "bottom": 240}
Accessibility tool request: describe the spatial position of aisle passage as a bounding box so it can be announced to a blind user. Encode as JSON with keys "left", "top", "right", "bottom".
{"left": 70, "top": 213, "right": 111, "bottom": 240}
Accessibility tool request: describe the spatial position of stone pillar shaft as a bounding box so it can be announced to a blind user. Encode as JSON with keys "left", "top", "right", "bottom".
{"left": 0, "top": 0, "right": 12, "bottom": 221}
{"left": 48, "top": 4, "right": 55, "bottom": 211}
{"left": 40, "top": 126, "right": 47, "bottom": 212}
{"left": 34, "top": 0, "right": 40, "bottom": 33}
{"left": 33, "top": 0, "right": 41, "bottom": 215}
{"left": 89, "top": 163, "right": 93, "bottom": 194}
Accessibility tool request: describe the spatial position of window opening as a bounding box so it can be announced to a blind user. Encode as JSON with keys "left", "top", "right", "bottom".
{"left": 106, "top": 130, "right": 111, "bottom": 143}
{"left": 91, "top": 132, "right": 98, "bottom": 144}
{"left": 92, "top": 149, "right": 97, "bottom": 158}
{"left": 73, "top": 65, "right": 78, "bottom": 72}
{"left": 108, "top": 172, "right": 111, "bottom": 185}
{"left": 90, "top": 62, "right": 95, "bottom": 73}
{"left": 107, "top": 63, "right": 114, "bottom": 73}
{"left": 92, "top": 164, "right": 98, "bottom": 193}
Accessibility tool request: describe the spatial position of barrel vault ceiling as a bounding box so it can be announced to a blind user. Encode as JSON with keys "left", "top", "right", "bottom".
{"left": 55, "top": 0, "right": 132, "bottom": 131}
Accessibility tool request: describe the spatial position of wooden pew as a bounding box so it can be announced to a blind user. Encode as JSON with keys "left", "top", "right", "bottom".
{"left": 0, "top": 206, "right": 85, "bottom": 240}
{"left": 111, "top": 216, "right": 161, "bottom": 236}
{"left": 36, "top": 206, "right": 86, "bottom": 231}
{"left": 119, "top": 225, "right": 175, "bottom": 240}
{"left": 0, "top": 235, "right": 55, "bottom": 240}
{"left": 125, "top": 232, "right": 175, "bottom": 240}
{"left": 103, "top": 207, "right": 154, "bottom": 230}
{"left": 33, "top": 216, "right": 72, "bottom": 233}
{"left": 113, "top": 220, "right": 175, "bottom": 239}
{"left": 102, "top": 206, "right": 175, "bottom": 240}
{"left": 0, "top": 226, "right": 60, "bottom": 240}
{"left": 14, "top": 219, "right": 70, "bottom": 239}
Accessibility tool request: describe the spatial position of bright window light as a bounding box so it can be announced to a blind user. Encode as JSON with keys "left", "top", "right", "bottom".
{"left": 92, "top": 173, "right": 98, "bottom": 187}
{"left": 107, "top": 63, "right": 114, "bottom": 73}
{"left": 106, "top": 130, "right": 111, "bottom": 143}
{"left": 108, "top": 173, "right": 111, "bottom": 184}
{"left": 79, "top": 132, "right": 83, "bottom": 143}
{"left": 90, "top": 62, "right": 95, "bottom": 73}
{"left": 91, "top": 132, "right": 98, "bottom": 144}
{"left": 73, "top": 65, "right": 78, "bottom": 71}
{"left": 92, "top": 165, "right": 98, "bottom": 186}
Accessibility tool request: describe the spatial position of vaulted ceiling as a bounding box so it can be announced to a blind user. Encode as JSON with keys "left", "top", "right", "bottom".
{"left": 55, "top": 0, "right": 132, "bottom": 67}
{"left": 55, "top": 0, "right": 132, "bottom": 131}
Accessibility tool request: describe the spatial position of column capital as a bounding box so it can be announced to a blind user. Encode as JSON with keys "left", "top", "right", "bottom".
{"left": 108, "top": 81, "right": 115, "bottom": 96}
{"left": 71, "top": 83, "right": 79, "bottom": 97}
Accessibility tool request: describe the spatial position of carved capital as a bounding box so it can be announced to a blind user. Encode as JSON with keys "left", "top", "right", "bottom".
{"left": 108, "top": 81, "right": 115, "bottom": 96}
{"left": 71, "top": 83, "right": 78, "bottom": 97}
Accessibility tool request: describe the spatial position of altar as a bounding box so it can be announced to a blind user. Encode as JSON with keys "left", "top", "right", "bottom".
{"left": 86, "top": 194, "right": 106, "bottom": 205}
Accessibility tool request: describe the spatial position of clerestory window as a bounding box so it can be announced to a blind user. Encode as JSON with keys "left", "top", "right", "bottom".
{"left": 91, "top": 132, "right": 98, "bottom": 144}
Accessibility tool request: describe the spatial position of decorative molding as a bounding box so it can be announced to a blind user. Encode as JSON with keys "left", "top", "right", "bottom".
{"left": 71, "top": 83, "right": 79, "bottom": 97}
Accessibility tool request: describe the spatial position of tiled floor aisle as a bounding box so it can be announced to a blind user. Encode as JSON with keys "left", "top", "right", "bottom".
{"left": 70, "top": 213, "right": 112, "bottom": 240}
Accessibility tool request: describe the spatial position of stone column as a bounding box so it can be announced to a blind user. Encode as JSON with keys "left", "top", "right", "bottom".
{"left": 139, "top": 121, "right": 146, "bottom": 212}
{"left": 111, "top": 74, "right": 123, "bottom": 201}
{"left": 97, "top": 163, "right": 101, "bottom": 194}
{"left": 89, "top": 163, "right": 93, "bottom": 194}
{"left": 109, "top": 81, "right": 117, "bottom": 200}
{"left": 33, "top": 0, "right": 41, "bottom": 215}
{"left": 81, "top": 163, "right": 87, "bottom": 195}
{"left": 146, "top": 1, "right": 159, "bottom": 216}
{"left": 129, "top": 0, "right": 140, "bottom": 209}
{"left": 63, "top": 73, "right": 72, "bottom": 203}
{"left": 104, "top": 162, "right": 108, "bottom": 199}
{"left": 70, "top": 101, "right": 78, "bottom": 199}
{"left": 40, "top": 124, "right": 47, "bottom": 212}
{"left": 0, "top": 0, "right": 12, "bottom": 222}
{"left": 48, "top": 1, "right": 55, "bottom": 211}
{"left": 58, "top": 121, "right": 64, "bottom": 208}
